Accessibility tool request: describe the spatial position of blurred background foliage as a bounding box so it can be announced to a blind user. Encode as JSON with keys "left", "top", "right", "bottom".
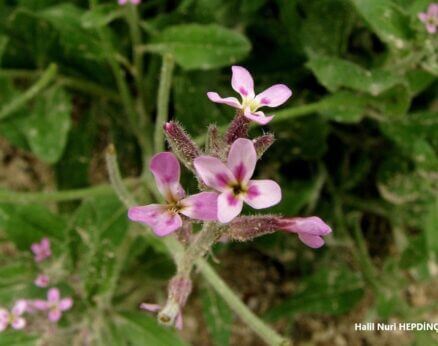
{"left": 0, "top": 0, "right": 437, "bottom": 345}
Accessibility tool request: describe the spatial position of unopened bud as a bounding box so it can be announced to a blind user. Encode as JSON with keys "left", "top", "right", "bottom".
{"left": 225, "top": 110, "right": 250, "bottom": 144}
{"left": 225, "top": 215, "right": 279, "bottom": 242}
{"left": 164, "top": 121, "right": 201, "bottom": 171}
{"left": 253, "top": 133, "right": 275, "bottom": 159}
{"left": 206, "top": 124, "right": 228, "bottom": 160}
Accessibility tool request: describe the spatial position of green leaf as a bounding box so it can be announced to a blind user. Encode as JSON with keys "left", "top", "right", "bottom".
{"left": 0, "top": 204, "right": 66, "bottom": 250}
{"left": 81, "top": 4, "right": 123, "bottom": 29}
{"left": 0, "top": 331, "right": 39, "bottom": 346}
{"left": 265, "top": 266, "right": 364, "bottom": 320}
{"left": 350, "top": 0, "right": 412, "bottom": 49}
{"left": 300, "top": 0, "right": 355, "bottom": 57}
{"left": 318, "top": 91, "right": 368, "bottom": 123}
{"left": 202, "top": 287, "right": 233, "bottom": 346}
{"left": 115, "top": 312, "right": 187, "bottom": 346}
{"left": 0, "top": 35, "right": 8, "bottom": 63}
{"left": 23, "top": 87, "right": 72, "bottom": 164}
{"left": 146, "top": 24, "right": 251, "bottom": 70}
{"left": 424, "top": 198, "right": 438, "bottom": 255}
{"left": 307, "top": 56, "right": 402, "bottom": 95}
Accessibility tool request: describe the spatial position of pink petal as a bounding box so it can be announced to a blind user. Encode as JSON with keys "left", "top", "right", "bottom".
{"left": 41, "top": 238, "right": 50, "bottom": 251}
{"left": 118, "top": 0, "right": 128, "bottom": 5}
{"left": 426, "top": 23, "right": 436, "bottom": 33}
{"left": 244, "top": 180, "right": 282, "bottom": 209}
{"left": 128, "top": 205, "right": 183, "bottom": 236}
{"left": 227, "top": 138, "right": 256, "bottom": 183}
{"left": 59, "top": 298, "right": 73, "bottom": 311}
{"left": 0, "top": 309, "right": 9, "bottom": 331}
{"left": 283, "top": 217, "right": 332, "bottom": 236}
{"left": 194, "top": 156, "right": 235, "bottom": 191}
{"left": 140, "top": 303, "right": 162, "bottom": 312}
{"left": 11, "top": 317, "right": 26, "bottom": 330}
{"left": 150, "top": 152, "right": 185, "bottom": 202}
{"left": 180, "top": 192, "right": 218, "bottom": 221}
{"left": 32, "top": 300, "right": 48, "bottom": 310}
{"left": 175, "top": 312, "right": 183, "bottom": 330}
{"left": 243, "top": 109, "right": 274, "bottom": 125}
{"left": 418, "top": 12, "right": 428, "bottom": 22}
{"left": 255, "top": 84, "right": 292, "bottom": 108}
{"left": 217, "top": 191, "right": 243, "bottom": 223}
{"left": 48, "top": 309, "right": 61, "bottom": 322}
{"left": 231, "top": 66, "right": 255, "bottom": 99}
{"left": 11, "top": 300, "right": 27, "bottom": 316}
{"left": 48, "top": 288, "right": 60, "bottom": 303}
{"left": 207, "top": 92, "right": 242, "bottom": 108}
{"left": 298, "top": 234, "right": 325, "bottom": 248}
{"left": 429, "top": 4, "right": 438, "bottom": 16}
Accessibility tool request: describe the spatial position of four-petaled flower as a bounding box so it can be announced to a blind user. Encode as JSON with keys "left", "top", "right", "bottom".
{"left": 277, "top": 216, "right": 332, "bottom": 248}
{"left": 418, "top": 4, "right": 438, "bottom": 34}
{"left": 118, "top": 0, "right": 141, "bottom": 5}
{"left": 128, "top": 152, "right": 218, "bottom": 236}
{"left": 31, "top": 238, "right": 51, "bottom": 262}
{"left": 33, "top": 288, "right": 73, "bottom": 322}
{"left": 140, "top": 303, "right": 184, "bottom": 330}
{"left": 0, "top": 300, "right": 27, "bottom": 332}
{"left": 207, "top": 66, "right": 292, "bottom": 125}
{"left": 194, "top": 138, "right": 282, "bottom": 223}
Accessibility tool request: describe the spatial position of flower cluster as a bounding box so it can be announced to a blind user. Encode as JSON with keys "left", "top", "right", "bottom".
{"left": 0, "top": 238, "right": 73, "bottom": 333}
{"left": 418, "top": 3, "right": 438, "bottom": 34}
{"left": 127, "top": 66, "right": 332, "bottom": 328}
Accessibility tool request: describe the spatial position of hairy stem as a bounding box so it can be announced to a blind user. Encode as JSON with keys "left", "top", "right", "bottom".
{"left": 0, "top": 63, "right": 57, "bottom": 120}
{"left": 154, "top": 54, "right": 175, "bottom": 152}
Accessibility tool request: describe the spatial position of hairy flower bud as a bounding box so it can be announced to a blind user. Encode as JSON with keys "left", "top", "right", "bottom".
{"left": 225, "top": 111, "right": 250, "bottom": 144}
{"left": 225, "top": 215, "right": 332, "bottom": 248}
{"left": 206, "top": 124, "right": 228, "bottom": 160}
{"left": 253, "top": 133, "right": 275, "bottom": 159}
{"left": 164, "top": 121, "right": 201, "bottom": 171}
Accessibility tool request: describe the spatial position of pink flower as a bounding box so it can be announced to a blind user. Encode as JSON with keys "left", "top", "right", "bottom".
{"left": 0, "top": 300, "right": 27, "bottom": 332}
{"left": 128, "top": 152, "right": 218, "bottom": 236}
{"left": 194, "top": 138, "right": 281, "bottom": 223}
{"left": 118, "top": 0, "right": 141, "bottom": 5}
{"left": 207, "top": 66, "right": 292, "bottom": 125}
{"left": 33, "top": 288, "right": 73, "bottom": 322}
{"left": 34, "top": 274, "right": 49, "bottom": 288}
{"left": 277, "top": 216, "right": 332, "bottom": 248}
{"left": 31, "top": 238, "right": 51, "bottom": 262}
{"left": 418, "top": 4, "right": 438, "bottom": 34}
{"left": 140, "top": 303, "right": 184, "bottom": 330}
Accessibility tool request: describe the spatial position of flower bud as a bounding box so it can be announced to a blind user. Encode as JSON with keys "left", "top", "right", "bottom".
{"left": 253, "top": 133, "right": 275, "bottom": 159}
{"left": 164, "top": 121, "right": 201, "bottom": 171}
{"left": 206, "top": 124, "right": 228, "bottom": 160}
{"left": 225, "top": 110, "right": 250, "bottom": 144}
{"left": 225, "top": 215, "right": 332, "bottom": 248}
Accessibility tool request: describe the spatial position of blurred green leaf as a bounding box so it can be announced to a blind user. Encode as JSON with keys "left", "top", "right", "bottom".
{"left": 146, "top": 24, "right": 251, "bottom": 70}
{"left": 0, "top": 35, "right": 8, "bottom": 63}
{"left": 0, "top": 204, "right": 66, "bottom": 250}
{"left": 307, "top": 56, "right": 402, "bottom": 95}
{"left": 424, "top": 198, "right": 438, "bottom": 255}
{"left": 318, "top": 91, "right": 367, "bottom": 123}
{"left": 116, "top": 312, "right": 187, "bottom": 346}
{"left": 350, "top": 0, "right": 412, "bottom": 49}
{"left": 265, "top": 266, "right": 364, "bottom": 320}
{"left": 0, "top": 332, "right": 39, "bottom": 346}
{"left": 202, "top": 287, "right": 233, "bottom": 346}
{"left": 301, "top": 0, "right": 355, "bottom": 57}
{"left": 23, "top": 87, "right": 72, "bottom": 164}
{"left": 81, "top": 4, "right": 122, "bottom": 29}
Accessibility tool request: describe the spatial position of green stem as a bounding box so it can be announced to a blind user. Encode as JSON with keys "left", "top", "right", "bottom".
{"left": 0, "top": 69, "right": 121, "bottom": 101}
{"left": 0, "top": 179, "right": 140, "bottom": 204}
{"left": 154, "top": 54, "right": 174, "bottom": 152}
{"left": 0, "top": 63, "right": 57, "bottom": 120}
